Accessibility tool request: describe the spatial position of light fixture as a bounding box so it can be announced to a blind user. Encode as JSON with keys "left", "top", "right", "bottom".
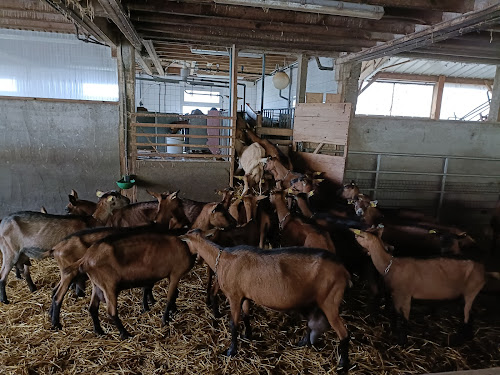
{"left": 213, "top": 0, "right": 384, "bottom": 20}
{"left": 273, "top": 71, "right": 290, "bottom": 90}
{"left": 190, "top": 48, "right": 263, "bottom": 58}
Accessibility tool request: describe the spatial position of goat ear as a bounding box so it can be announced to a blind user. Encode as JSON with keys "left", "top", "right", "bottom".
{"left": 308, "top": 191, "right": 315, "bottom": 197}
{"left": 96, "top": 190, "right": 104, "bottom": 198}
{"left": 370, "top": 200, "right": 378, "bottom": 207}
{"left": 40, "top": 206, "right": 47, "bottom": 214}
{"left": 68, "top": 195, "right": 77, "bottom": 205}
{"left": 169, "top": 191, "right": 179, "bottom": 200}
{"left": 70, "top": 189, "right": 78, "bottom": 199}
{"left": 204, "top": 228, "right": 217, "bottom": 238}
{"left": 147, "top": 190, "right": 161, "bottom": 199}
{"left": 107, "top": 195, "right": 115, "bottom": 202}
{"left": 429, "top": 229, "right": 438, "bottom": 235}
{"left": 350, "top": 228, "right": 362, "bottom": 236}
{"left": 350, "top": 180, "right": 356, "bottom": 185}
{"left": 347, "top": 199, "right": 355, "bottom": 205}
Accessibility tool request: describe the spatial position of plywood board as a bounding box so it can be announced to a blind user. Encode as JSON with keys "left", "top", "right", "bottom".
{"left": 306, "top": 92, "right": 323, "bottom": 103}
{"left": 293, "top": 103, "right": 351, "bottom": 145}
{"left": 256, "top": 127, "right": 293, "bottom": 136}
{"left": 295, "top": 152, "right": 346, "bottom": 185}
{"left": 325, "top": 93, "right": 342, "bottom": 103}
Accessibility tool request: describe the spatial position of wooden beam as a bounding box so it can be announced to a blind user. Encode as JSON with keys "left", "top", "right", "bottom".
{"left": 336, "top": 4, "right": 500, "bottom": 63}
{"left": 430, "top": 75, "right": 446, "bottom": 119}
{"left": 401, "top": 51, "right": 500, "bottom": 65}
{"left": 125, "top": 0, "right": 416, "bottom": 35}
{"left": 488, "top": 65, "right": 500, "bottom": 122}
{"left": 296, "top": 54, "right": 308, "bottom": 104}
{"left": 375, "top": 72, "right": 494, "bottom": 86}
{"left": 354, "top": 0, "right": 475, "bottom": 13}
{"left": 129, "top": 11, "right": 394, "bottom": 42}
{"left": 97, "top": 0, "right": 142, "bottom": 49}
{"left": 44, "top": 0, "right": 118, "bottom": 46}
{"left": 134, "top": 22, "right": 377, "bottom": 49}
{"left": 229, "top": 45, "right": 238, "bottom": 187}
{"left": 135, "top": 50, "right": 153, "bottom": 75}
{"left": 143, "top": 40, "right": 164, "bottom": 75}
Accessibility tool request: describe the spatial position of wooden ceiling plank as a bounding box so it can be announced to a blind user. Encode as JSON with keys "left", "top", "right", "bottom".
{"left": 336, "top": 4, "right": 500, "bottom": 63}
{"left": 143, "top": 40, "right": 164, "bottom": 75}
{"left": 124, "top": 0, "right": 416, "bottom": 35}
{"left": 135, "top": 50, "right": 153, "bottom": 75}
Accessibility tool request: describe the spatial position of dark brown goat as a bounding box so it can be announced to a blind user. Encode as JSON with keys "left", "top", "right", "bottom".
{"left": 180, "top": 231, "right": 351, "bottom": 371}
{"left": 66, "top": 189, "right": 97, "bottom": 216}
{"left": 352, "top": 227, "right": 485, "bottom": 345}
{"left": 76, "top": 228, "right": 196, "bottom": 339}
{"left": 0, "top": 191, "right": 129, "bottom": 304}
{"left": 264, "top": 157, "right": 303, "bottom": 190}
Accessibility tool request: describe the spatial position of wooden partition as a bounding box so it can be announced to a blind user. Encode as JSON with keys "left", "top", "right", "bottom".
{"left": 293, "top": 103, "right": 352, "bottom": 185}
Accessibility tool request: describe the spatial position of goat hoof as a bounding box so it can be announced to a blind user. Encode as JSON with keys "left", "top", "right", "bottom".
{"left": 119, "top": 332, "right": 132, "bottom": 340}
{"left": 94, "top": 328, "right": 105, "bottom": 336}
{"left": 297, "top": 336, "right": 311, "bottom": 347}
{"left": 28, "top": 285, "right": 37, "bottom": 293}
{"left": 226, "top": 348, "right": 237, "bottom": 357}
{"left": 52, "top": 323, "right": 62, "bottom": 331}
{"left": 336, "top": 357, "right": 350, "bottom": 373}
{"left": 1, "top": 299, "right": 9, "bottom": 305}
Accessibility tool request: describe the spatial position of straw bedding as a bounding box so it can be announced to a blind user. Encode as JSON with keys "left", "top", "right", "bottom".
{"left": 0, "top": 256, "right": 499, "bottom": 375}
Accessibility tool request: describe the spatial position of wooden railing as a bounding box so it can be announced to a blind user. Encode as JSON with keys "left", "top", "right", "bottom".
{"left": 130, "top": 112, "right": 235, "bottom": 161}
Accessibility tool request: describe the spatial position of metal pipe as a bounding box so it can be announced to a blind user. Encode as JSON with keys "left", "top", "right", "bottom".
{"left": 437, "top": 157, "right": 449, "bottom": 220}
{"left": 261, "top": 53, "right": 266, "bottom": 112}
{"left": 288, "top": 65, "right": 293, "bottom": 109}
{"left": 315, "top": 56, "right": 334, "bottom": 71}
{"left": 373, "top": 154, "right": 381, "bottom": 200}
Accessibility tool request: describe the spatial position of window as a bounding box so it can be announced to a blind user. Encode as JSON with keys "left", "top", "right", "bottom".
{"left": 182, "top": 89, "right": 221, "bottom": 115}
{"left": 82, "top": 83, "right": 119, "bottom": 101}
{"left": 357, "top": 82, "right": 434, "bottom": 118}
{"left": 0, "top": 78, "right": 17, "bottom": 93}
{"left": 440, "top": 84, "right": 490, "bottom": 121}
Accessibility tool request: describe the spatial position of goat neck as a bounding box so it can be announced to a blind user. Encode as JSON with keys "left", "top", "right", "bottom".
{"left": 271, "top": 193, "right": 291, "bottom": 229}
{"left": 191, "top": 203, "right": 216, "bottom": 231}
{"left": 295, "top": 194, "right": 314, "bottom": 218}
{"left": 184, "top": 234, "right": 225, "bottom": 274}
{"left": 361, "top": 234, "right": 394, "bottom": 277}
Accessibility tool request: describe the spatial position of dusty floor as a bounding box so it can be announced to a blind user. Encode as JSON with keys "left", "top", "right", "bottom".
{"left": 0, "top": 257, "right": 499, "bottom": 375}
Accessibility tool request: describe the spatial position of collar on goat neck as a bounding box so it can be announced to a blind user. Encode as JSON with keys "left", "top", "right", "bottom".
{"left": 384, "top": 257, "right": 394, "bottom": 276}
{"left": 277, "top": 169, "right": 291, "bottom": 182}
{"left": 279, "top": 212, "right": 291, "bottom": 230}
{"left": 214, "top": 248, "right": 223, "bottom": 278}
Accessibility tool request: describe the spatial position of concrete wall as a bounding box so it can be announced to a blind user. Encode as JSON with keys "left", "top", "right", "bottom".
{"left": 345, "top": 115, "right": 500, "bottom": 228}
{"left": 134, "top": 160, "right": 231, "bottom": 203}
{"left": 0, "top": 98, "right": 121, "bottom": 216}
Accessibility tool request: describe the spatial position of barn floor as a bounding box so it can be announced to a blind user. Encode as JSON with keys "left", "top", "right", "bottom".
{"left": 0, "top": 257, "right": 499, "bottom": 375}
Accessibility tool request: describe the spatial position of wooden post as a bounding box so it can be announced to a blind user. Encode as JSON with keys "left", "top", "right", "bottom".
{"left": 117, "top": 38, "right": 136, "bottom": 201}
{"left": 229, "top": 44, "right": 238, "bottom": 187}
{"left": 488, "top": 65, "right": 500, "bottom": 122}
{"left": 430, "top": 75, "right": 446, "bottom": 120}
{"left": 296, "top": 54, "right": 308, "bottom": 104}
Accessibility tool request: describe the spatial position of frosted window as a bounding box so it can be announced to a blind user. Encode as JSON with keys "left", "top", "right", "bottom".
{"left": 440, "top": 84, "right": 490, "bottom": 121}
{"left": 184, "top": 90, "right": 220, "bottom": 104}
{"left": 0, "top": 29, "right": 118, "bottom": 101}
{"left": 357, "top": 82, "right": 433, "bottom": 118}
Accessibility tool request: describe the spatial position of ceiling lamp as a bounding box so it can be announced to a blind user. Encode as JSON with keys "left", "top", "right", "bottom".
{"left": 273, "top": 71, "right": 290, "bottom": 90}
{"left": 213, "top": 0, "right": 384, "bottom": 20}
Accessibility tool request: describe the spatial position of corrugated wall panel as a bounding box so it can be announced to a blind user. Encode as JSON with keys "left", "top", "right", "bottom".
{"left": 0, "top": 29, "right": 118, "bottom": 101}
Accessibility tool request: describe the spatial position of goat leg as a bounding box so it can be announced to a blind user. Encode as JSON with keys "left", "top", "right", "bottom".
{"left": 111, "top": 312, "right": 132, "bottom": 340}
{"left": 337, "top": 336, "right": 350, "bottom": 373}
{"left": 297, "top": 327, "right": 312, "bottom": 347}
{"left": 397, "top": 314, "right": 408, "bottom": 346}
{"left": 22, "top": 263, "right": 37, "bottom": 292}
{"left": 142, "top": 287, "right": 151, "bottom": 313}
{"left": 242, "top": 300, "right": 252, "bottom": 340}
{"left": 0, "top": 278, "right": 9, "bottom": 304}
{"left": 15, "top": 265, "right": 22, "bottom": 279}
{"left": 89, "top": 285, "right": 105, "bottom": 336}
{"left": 162, "top": 278, "right": 180, "bottom": 325}
{"left": 227, "top": 319, "right": 239, "bottom": 357}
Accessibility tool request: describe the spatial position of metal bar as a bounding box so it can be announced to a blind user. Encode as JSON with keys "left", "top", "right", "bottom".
{"left": 131, "top": 113, "right": 233, "bottom": 120}
{"left": 373, "top": 153, "right": 381, "bottom": 200}
{"left": 437, "top": 157, "right": 449, "bottom": 221}
{"left": 230, "top": 44, "right": 238, "bottom": 187}
{"left": 347, "top": 169, "right": 500, "bottom": 179}
{"left": 133, "top": 143, "right": 232, "bottom": 149}
{"left": 260, "top": 53, "right": 265, "bottom": 112}
{"left": 348, "top": 151, "right": 500, "bottom": 162}
{"left": 358, "top": 188, "right": 499, "bottom": 194}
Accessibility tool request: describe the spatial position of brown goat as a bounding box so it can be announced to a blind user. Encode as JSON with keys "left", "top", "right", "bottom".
{"left": 269, "top": 190, "right": 335, "bottom": 252}
{"left": 351, "top": 227, "right": 485, "bottom": 345}
{"left": 149, "top": 191, "right": 190, "bottom": 229}
{"left": 66, "top": 189, "right": 97, "bottom": 216}
{"left": 76, "top": 228, "right": 196, "bottom": 339}
{"left": 228, "top": 198, "right": 247, "bottom": 225}
{"left": 263, "top": 157, "right": 303, "bottom": 190}
{"left": 0, "top": 191, "right": 129, "bottom": 304}
{"left": 180, "top": 230, "right": 351, "bottom": 371}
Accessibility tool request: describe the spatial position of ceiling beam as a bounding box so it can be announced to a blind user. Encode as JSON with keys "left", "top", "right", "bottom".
{"left": 401, "top": 52, "right": 500, "bottom": 65}
{"left": 130, "top": 11, "right": 394, "bottom": 42}
{"left": 97, "top": 0, "right": 142, "bottom": 49}
{"left": 336, "top": 4, "right": 500, "bottom": 63}
{"left": 124, "top": 0, "right": 416, "bottom": 35}
{"left": 143, "top": 40, "right": 164, "bottom": 75}
{"left": 135, "top": 50, "right": 153, "bottom": 75}
{"left": 375, "top": 72, "right": 494, "bottom": 86}
{"left": 44, "top": 0, "right": 118, "bottom": 46}
{"left": 361, "top": 0, "right": 474, "bottom": 13}
{"left": 135, "top": 22, "right": 377, "bottom": 49}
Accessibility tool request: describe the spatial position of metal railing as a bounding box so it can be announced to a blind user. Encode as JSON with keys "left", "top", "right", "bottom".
{"left": 345, "top": 151, "right": 500, "bottom": 219}
{"left": 130, "top": 112, "right": 234, "bottom": 161}
{"left": 262, "top": 108, "right": 295, "bottom": 129}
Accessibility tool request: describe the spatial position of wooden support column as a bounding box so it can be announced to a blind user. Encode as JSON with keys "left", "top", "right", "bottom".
{"left": 296, "top": 54, "right": 308, "bottom": 104}
{"left": 431, "top": 75, "right": 446, "bottom": 120}
{"left": 229, "top": 44, "right": 238, "bottom": 187}
{"left": 488, "top": 65, "right": 500, "bottom": 122}
{"left": 117, "top": 38, "right": 136, "bottom": 201}
{"left": 335, "top": 61, "right": 362, "bottom": 108}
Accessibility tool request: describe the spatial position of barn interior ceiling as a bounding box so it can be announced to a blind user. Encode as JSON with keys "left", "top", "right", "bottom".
{"left": 1, "top": 0, "right": 500, "bottom": 81}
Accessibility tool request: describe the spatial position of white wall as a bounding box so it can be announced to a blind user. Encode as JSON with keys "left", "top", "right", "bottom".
{"left": 251, "top": 56, "right": 338, "bottom": 110}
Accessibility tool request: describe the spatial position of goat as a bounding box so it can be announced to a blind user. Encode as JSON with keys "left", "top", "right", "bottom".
{"left": 149, "top": 191, "right": 190, "bottom": 229}
{"left": 75, "top": 227, "right": 196, "bottom": 339}
{"left": 49, "top": 191, "right": 184, "bottom": 330}
{"left": 269, "top": 190, "right": 335, "bottom": 252}
{"left": 180, "top": 230, "right": 351, "bottom": 371}
{"left": 245, "top": 128, "right": 293, "bottom": 170}
{"left": 238, "top": 142, "right": 266, "bottom": 194}
{"left": 228, "top": 198, "right": 247, "bottom": 225}
{"left": 66, "top": 189, "right": 97, "bottom": 216}
{"left": 0, "top": 191, "right": 129, "bottom": 304}
{"left": 351, "top": 227, "right": 485, "bottom": 345}
{"left": 264, "top": 157, "right": 303, "bottom": 190}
